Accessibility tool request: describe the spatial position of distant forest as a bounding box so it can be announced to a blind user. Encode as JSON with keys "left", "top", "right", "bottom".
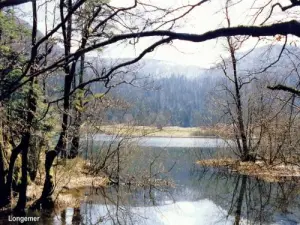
{"left": 105, "top": 75, "right": 219, "bottom": 127}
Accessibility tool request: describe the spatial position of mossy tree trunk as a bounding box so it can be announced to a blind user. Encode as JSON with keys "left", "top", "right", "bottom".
{"left": 0, "top": 104, "right": 6, "bottom": 193}
{"left": 0, "top": 145, "right": 5, "bottom": 187}
{"left": 14, "top": 134, "right": 30, "bottom": 212}
{"left": 14, "top": 78, "right": 37, "bottom": 212}
{"left": 0, "top": 126, "right": 7, "bottom": 208}
{"left": 69, "top": 53, "right": 85, "bottom": 159}
{"left": 14, "top": 0, "right": 38, "bottom": 212}
{"left": 1, "top": 144, "right": 21, "bottom": 208}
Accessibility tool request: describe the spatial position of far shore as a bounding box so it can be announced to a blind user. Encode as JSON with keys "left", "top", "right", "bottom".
{"left": 94, "top": 124, "right": 229, "bottom": 138}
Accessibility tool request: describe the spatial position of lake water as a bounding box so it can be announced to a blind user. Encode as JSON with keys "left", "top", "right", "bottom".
{"left": 92, "top": 134, "right": 229, "bottom": 148}
{"left": 21, "top": 136, "right": 300, "bottom": 224}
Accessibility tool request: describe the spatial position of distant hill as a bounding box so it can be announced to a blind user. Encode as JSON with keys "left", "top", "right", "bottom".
{"left": 91, "top": 44, "right": 300, "bottom": 127}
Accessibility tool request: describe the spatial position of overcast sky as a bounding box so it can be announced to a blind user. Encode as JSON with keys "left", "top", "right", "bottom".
{"left": 19, "top": 0, "right": 292, "bottom": 68}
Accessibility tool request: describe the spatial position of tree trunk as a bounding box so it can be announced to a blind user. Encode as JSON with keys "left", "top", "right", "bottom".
{"left": 14, "top": 0, "right": 38, "bottom": 211}
{"left": 69, "top": 53, "right": 84, "bottom": 159}
{"left": 39, "top": 149, "right": 56, "bottom": 209}
{"left": 69, "top": 120, "right": 80, "bottom": 159}
{"left": 0, "top": 144, "right": 5, "bottom": 187}
{"left": 14, "top": 74, "right": 37, "bottom": 211}
{"left": 227, "top": 37, "right": 254, "bottom": 162}
{"left": 14, "top": 134, "right": 30, "bottom": 212}
{"left": 0, "top": 110, "right": 6, "bottom": 188}
{"left": 0, "top": 144, "right": 21, "bottom": 208}
{"left": 38, "top": 91, "right": 70, "bottom": 208}
{"left": 0, "top": 137, "right": 7, "bottom": 208}
{"left": 0, "top": 15, "right": 7, "bottom": 208}
{"left": 72, "top": 207, "right": 82, "bottom": 225}
{"left": 33, "top": 62, "right": 77, "bottom": 209}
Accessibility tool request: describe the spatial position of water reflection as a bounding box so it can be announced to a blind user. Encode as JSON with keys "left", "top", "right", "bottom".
{"left": 40, "top": 143, "right": 300, "bottom": 224}
{"left": 192, "top": 167, "right": 300, "bottom": 225}
{"left": 52, "top": 171, "right": 300, "bottom": 224}
{"left": 92, "top": 134, "right": 227, "bottom": 148}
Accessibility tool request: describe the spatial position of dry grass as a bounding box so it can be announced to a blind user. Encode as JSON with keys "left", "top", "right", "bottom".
{"left": 99, "top": 124, "right": 222, "bottom": 138}
{"left": 197, "top": 158, "right": 300, "bottom": 182}
{"left": 26, "top": 157, "right": 108, "bottom": 211}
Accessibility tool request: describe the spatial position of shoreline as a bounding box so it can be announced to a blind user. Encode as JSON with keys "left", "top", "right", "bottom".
{"left": 97, "top": 133, "right": 219, "bottom": 139}
{"left": 197, "top": 158, "right": 300, "bottom": 182}
{"left": 94, "top": 124, "right": 228, "bottom": 138}
{"left": 24, "top": 158, "right": 108, "bottom": 211}
{"left": 25, "top": 157, "right": 174, "bottom": 212}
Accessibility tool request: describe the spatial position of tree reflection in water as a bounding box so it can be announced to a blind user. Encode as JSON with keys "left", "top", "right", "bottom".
{"left": 47, "top": 146, "right": 300, "bottom": 225}
{"left": 52, "top": 173, "right": 300, "bottom": 225}
{"left": 75, "top": 185, "right": 175, "bottom": 225}
{"left": 192, "top": 164, "right": 300, "bottom": 225}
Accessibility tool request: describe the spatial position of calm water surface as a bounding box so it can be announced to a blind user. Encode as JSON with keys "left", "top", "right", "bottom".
{"left": 24, "top": 136, "right": 300, "bottom": 224}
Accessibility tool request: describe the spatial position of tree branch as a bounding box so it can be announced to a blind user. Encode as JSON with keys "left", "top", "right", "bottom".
{"left": 80, "top": 20, "right": 300, "bottom": 60}
{"left": 48, "top": 37, "right": 172, "bottom": 104}
{"left": 268, "top": 84, "right": 300, "bottom": 96}
{"left": 3, "top": 20, "right": 300, "bottom": 100}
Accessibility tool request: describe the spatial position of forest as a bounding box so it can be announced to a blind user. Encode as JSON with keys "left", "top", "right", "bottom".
{"left": 0, "top": 0, "right": 300, "bottom": 224}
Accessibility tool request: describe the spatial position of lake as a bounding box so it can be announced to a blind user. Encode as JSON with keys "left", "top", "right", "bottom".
{"left": 30, "top": 136, "right": 300, "bottom": 224}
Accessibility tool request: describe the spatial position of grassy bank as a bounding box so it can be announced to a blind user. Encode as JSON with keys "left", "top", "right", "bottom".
{"left": 197, "top": 158, "right": 300, "bottom": 182}
{"left": 25, "top": 158, "right": 108, "bottom": 211}
{"left": 25, "top": 155, "right": 173, "bottom": 211}
{"left": 99, "top": 124, "right": 225, "bottom": 138}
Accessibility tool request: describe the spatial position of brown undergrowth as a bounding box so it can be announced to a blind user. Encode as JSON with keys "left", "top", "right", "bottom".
{"left": 25, "top": 157, "right": 108, "bottom": 211}
{"left": 25, "top": 157, "right": 174, "bottom": 212}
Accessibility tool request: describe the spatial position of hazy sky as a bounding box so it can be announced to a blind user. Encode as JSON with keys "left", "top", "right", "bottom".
{"left": 19, "top": 0, "right": 291, "bottom": 68}
{"left": 103, "top": 0, "right": 261, "bottom": 67}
